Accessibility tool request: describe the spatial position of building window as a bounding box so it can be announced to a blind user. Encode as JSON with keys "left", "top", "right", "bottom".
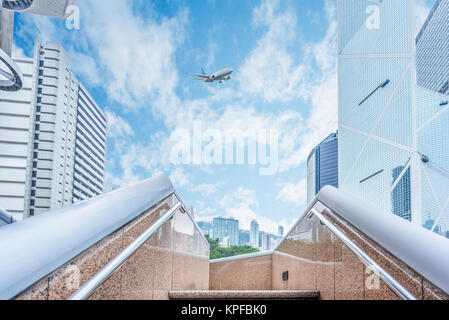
{"left": 35, "top": 124, "right": 40, "bottom": 131}
{"left": 36, "top": 106, "right": 41, "bottom": 112}
{"left": 37, "top": 97, "right": 42, "bottom": 103}
{"left": 33, "top": 152, "right": 38, "bottom": 159}
{"left": 38, "top": 88, "right": 42, "bottom": 94}
{"left": 31, "top": 190, "right": 36, "bottom": 197}
{"left": 39, "top": 70, "right": 43, "bottom": 76}
{"left": 38, "top": 79, "right": 43, "bottom": 85}
{"left": 32, "top": 171, "right": 37, "bottom": 178}
{"left": 35, "top": 115, "right": 40, "bottom": 121}
{"left": 33, "top": 162, "right": 37, "bottom": 168}
{"left": 32, "top": 181, "right": 36, "bottom": 187}
{"left": 39, "top": 61, "right": 44, "bottom": 67}
{"left": 34, "top": 143, "right": 39, "bottom": 150}
{"left": 30, "top": 210, "right": 34, "bottom": 216}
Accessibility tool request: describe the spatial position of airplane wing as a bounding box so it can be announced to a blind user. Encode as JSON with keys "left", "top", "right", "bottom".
{"left": 188, "top": 73, "right": 210, "bottom": 78}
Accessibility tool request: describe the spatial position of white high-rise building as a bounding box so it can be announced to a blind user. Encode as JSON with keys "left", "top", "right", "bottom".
{"left": 0, "top": 40, "right": 106, "bottom": 221}
{"left": 262, "top": 233, "right": 271, "bottom": 251}
{"left": 250, "top": 219, "right": 259, "bottom": 248}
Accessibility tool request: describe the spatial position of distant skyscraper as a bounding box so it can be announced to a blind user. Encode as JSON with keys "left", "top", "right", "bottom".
{"left": 391, "top": 166, "right": 412, "bottom": 221}
{"left": 258, "top": 231, "right": 264, "bottom": 247}
{"left": 0, "top": 40, "right": 106, "bottom": 220}
{"left": 278, "top": 226, "right": 284, "bottom": 237}
{"left": 338, "top": 0, "right": 449, "bottom": 237}
{"left": 212, "top": 217, "right": 239, "bottom": 246}
{"left": 307, "top": 132, "right": 338, "bottom": 204}
{"left": 250, "top": 219, "right": 259, "bottom": 248}
{"left": 416, "top": 0, "right": 449, "bottom": 95}
{"left": 262, "top": 233, "right": 271, "bottom": 251}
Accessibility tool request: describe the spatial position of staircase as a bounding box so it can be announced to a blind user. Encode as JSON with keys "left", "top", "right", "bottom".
{"left": 168, "top": 290, "right": 320, "bottom": 300}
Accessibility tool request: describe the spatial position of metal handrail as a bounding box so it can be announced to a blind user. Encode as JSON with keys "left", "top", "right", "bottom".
{"left": 68, "top": 202, "right": 183, "bottom": 300}
{"left": 309, "top": 208, "right": 417, "bottom": 300}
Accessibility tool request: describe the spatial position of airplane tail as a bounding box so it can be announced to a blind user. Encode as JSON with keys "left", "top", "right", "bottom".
{"left": 201, "top": 67, "right": 206, "bottom": 75}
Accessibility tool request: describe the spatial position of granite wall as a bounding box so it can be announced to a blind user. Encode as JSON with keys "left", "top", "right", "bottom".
{"left": 209, "top": 210, "right": 448, "bottom": 300}
{"left": 210, "top": 254, "right": 272, "bottom": 291}
{"left": 16, "top": 195, "right": 210, "bottom": 300}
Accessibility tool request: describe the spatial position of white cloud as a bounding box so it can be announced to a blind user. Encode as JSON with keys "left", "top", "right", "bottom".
{"left": 12, "top": 44, "right": 27, "bottom": 58}
{"left": 103, "top": 0, "right": 339, "bottom": 226}
{"left": 170, "top": 167, "right": 190, "bottom": 188}
{"left": 79, "top": 0, "right": 188, "bottom": 112}
{"left": 105, "top": 111, "right": 134, "bottom": 138}
{"left": 69, "top": 51, "right": 101, "bottom": 86}
{"left": 193, "top": 183, "right": 223, "bottom": 197}
{"left": 276, "top": 178, "right": 307, "bottom": 206}
{"left": 237, "top": 0, "right": 339, "bottom": 173}
{"left": 239, "top": 0, "right": 310, "bottom": 103}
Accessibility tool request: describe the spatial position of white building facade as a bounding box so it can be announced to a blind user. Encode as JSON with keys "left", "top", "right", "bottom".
{"left": 262, "top": 233, "right": 271, "bottom": 251}
{"left": 0, "top": 40, "right": 106, "bottom": 221}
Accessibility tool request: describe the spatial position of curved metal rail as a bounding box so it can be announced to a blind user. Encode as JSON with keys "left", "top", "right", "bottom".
{"left": 69, "top": 202, "right": 183, "bottom": 300}
{"left": 2, "top": 0, "right": 34, "bottom": 11}
{"left": 0, "top": 49, "right": 23, "bottom": 91}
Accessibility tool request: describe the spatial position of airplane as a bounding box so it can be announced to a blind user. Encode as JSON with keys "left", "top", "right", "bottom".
{"left": 188, "top": 68, "right": 233, "bottom": 83}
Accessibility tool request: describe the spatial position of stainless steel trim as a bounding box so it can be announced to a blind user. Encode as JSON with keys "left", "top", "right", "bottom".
{"left": 309, "top": 208, "right": 417, "bottom": 300}
{"left": 210, "top": 251, "right": 274, "bottom": 264}
{"left": 68, "top": 202, "right": 182, "bottom": 300}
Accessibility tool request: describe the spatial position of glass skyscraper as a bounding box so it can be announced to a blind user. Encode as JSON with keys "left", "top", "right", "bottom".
{"left": 212, "top": 217, "right": 239, "bottom": 246}
{"left": 391, "top": 166, "right": 411, "bottom": 221}
{"left": 338, "top": 0, "right": 449, "bottom": 238}
{"left": 416, "top": 0, "right": 449, "bottom": 95}
{"left": 307, "top": 132, "right": 338, "bottom": 204}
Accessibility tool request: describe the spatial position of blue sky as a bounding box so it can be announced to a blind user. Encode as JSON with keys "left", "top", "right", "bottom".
{"left": 12, "top": 0, "right": 434, "bottom": 233}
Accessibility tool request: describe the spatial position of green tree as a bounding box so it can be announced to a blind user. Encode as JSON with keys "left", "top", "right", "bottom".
{"left": 205, "top": 234, "right": 259, "bottom": 260}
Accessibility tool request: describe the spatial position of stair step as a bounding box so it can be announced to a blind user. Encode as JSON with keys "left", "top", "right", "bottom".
{"left": 168, "top": 290, "right": 320, "bottom": 300}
